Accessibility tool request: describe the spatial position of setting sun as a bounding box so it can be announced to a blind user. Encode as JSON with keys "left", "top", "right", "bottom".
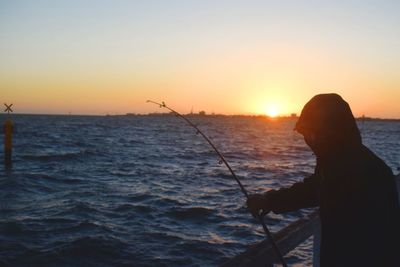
{"left": 265, "top": 104, "right": 280, "bottom": 118}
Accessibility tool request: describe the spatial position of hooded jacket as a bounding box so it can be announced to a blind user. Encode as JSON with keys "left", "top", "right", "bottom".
{"left": 265, "top": 94, "right": 400, "bottom": 266}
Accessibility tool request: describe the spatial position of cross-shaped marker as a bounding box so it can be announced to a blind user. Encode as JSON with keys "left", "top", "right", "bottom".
{"left": 4, "top": 103, "right": 13, "bottom": 114}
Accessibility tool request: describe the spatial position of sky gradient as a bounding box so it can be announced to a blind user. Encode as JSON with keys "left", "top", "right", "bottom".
{"left": 1, "top": 0, "right": 399, "bottom": 118}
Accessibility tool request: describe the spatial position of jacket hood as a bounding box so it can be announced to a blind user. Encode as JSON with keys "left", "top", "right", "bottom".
{"left": 295, "top": 93, "right": 362, "bottom": 157}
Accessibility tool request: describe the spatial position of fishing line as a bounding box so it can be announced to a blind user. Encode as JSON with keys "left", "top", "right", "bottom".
{"left": 147, "top": 100, "right": 287, "bottom": 267}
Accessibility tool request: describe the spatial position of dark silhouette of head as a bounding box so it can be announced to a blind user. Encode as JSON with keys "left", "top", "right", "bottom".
{"left": 294, "top": 93, "right": 362, "bottom": 159}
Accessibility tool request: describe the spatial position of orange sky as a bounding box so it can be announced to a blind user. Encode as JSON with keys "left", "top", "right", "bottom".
{"left": 1, "top": 1, "right": 399, "bottom": 118}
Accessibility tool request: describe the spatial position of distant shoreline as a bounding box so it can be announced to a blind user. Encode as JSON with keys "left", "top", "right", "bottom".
{"left": 1, "top": 113, "right": 399, "bottom": 121}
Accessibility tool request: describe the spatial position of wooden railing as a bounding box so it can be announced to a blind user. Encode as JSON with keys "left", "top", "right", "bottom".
{"left": 221, "top": 174, "right": 400, "bottom": 267}
{"left": 221, "top": 210, "right": 320, "bottom": 267}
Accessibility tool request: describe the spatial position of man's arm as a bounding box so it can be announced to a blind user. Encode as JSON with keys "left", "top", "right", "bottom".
{"left": 247, "top": 172, "right": 320, "bottom": 217}
{"left": 267, "top": 173, "right": 320, "bottom": 213}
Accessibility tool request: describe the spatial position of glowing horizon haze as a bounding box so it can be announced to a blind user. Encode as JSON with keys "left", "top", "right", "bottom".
{"left": 1, "top": 1, "right": 399, "bottom": 118}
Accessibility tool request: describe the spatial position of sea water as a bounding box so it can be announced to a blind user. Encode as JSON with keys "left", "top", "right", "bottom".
{"left": 1, "top": 114, "right": 399, "bottom": 266}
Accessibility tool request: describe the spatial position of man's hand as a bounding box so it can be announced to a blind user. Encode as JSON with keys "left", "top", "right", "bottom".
{"left": 246, "top": 193, "right": 272, "bottom": 218}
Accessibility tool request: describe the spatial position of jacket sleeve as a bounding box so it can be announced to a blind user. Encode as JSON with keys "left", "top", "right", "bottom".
{"left": 265, "top": 172, "right": 320, "bottom": 213}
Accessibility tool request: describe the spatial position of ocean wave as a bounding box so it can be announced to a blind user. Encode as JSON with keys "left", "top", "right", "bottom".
{"left": 175, "top": 240, "right": 225, "bottom": 260}
{"left": 1, "top": 221, "right": 33, "bottom": 236}
{"left": 42, "top": 236, "right": 128, "bottom": 266}
{"left": 113, "top": 203, "right": 154, "bottom": 214}
{"left": 54, "top": 201, "right": 100, "bottom": 218}
{"left": 127, "top": 193, "right": 153, "bottom": 202}
{"left": 20, "top": 150, "right": 91, "bottom": 161}
{"left": 0, "top": 240, "right": 33, "bottom": 266}
{"left": 36, "top": 173, "right": 83, "bottom": 183}
{"left": 166, "top": 206, "right": 215, "bottom": 220}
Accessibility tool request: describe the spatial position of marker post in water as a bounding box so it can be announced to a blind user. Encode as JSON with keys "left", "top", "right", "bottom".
{"left": 4, "top": 103, "right": 13, "bottom": 170}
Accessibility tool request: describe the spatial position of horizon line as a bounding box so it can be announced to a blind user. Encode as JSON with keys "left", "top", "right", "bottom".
{"left": 2, "top": 112, "right": 400, "bottom": 121}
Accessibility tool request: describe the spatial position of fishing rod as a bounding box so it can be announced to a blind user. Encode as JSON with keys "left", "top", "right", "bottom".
{"left": 147, "top": 100, "right": 287, "bottom": 267}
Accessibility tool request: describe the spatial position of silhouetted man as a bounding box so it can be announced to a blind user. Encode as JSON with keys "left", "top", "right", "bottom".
{"left": 247, "top": 94, "right": 400, "bottom": 267}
